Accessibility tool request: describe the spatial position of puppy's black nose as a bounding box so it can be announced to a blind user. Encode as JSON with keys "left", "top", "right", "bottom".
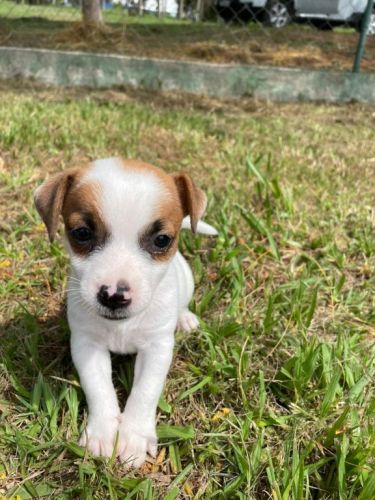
{"left": 97, "top": 284, "right": 132, "bottom": 310}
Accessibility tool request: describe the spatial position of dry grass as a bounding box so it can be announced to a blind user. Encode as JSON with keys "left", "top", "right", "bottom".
{"left": 0, "top": 9, "right": 374, "bottom": 72}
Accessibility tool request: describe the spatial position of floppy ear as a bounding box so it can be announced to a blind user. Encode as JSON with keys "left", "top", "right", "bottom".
{"left": 34, "top": 169, "right": 79, "bottom": 242}
{"left": 172, "top": 172, "right": 207, "bottom": 233}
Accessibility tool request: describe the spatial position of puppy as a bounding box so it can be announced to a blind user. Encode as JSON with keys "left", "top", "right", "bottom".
{"left": 34, "top": 157, "right": 216, "bottom": 467}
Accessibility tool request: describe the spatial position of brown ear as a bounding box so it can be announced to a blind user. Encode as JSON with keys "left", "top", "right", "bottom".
{"left": 34, "top": 169, "right": 79, "bottom": 242}
{"left": 172, "top": 172, "right": 207, "bottom": 233}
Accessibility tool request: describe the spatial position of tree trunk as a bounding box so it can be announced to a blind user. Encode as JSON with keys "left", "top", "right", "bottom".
{"left": 196, "top": 0, "right": 202, "bottom": 20}
{"left": 178, "top": 0, "right": 184, "bottom": 19}
{"left": 138, "top": 0, "right": 144, "bottom": 16}
{"left": 81, "top": 0, "right": 103, "bottom": 27}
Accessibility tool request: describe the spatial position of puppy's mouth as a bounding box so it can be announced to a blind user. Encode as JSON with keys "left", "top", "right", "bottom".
{"left": 96, "top": 306, "right": 130, "bottom": 321}
{"left": 100, "top": 312, "right": 129, "bottom": 321}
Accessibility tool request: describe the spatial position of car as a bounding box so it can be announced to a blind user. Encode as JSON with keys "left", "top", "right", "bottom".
{"left": 216, "top": 0, "right": 375, "bottom": 34}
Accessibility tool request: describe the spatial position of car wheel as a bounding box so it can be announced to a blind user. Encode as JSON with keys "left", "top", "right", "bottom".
{"left": 263, "top": 0, "right": 292, "bottom": 28}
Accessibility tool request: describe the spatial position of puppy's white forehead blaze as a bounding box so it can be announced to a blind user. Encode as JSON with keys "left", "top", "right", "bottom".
{"left": 72, "top": 158, "right": 184, "bottom": 260}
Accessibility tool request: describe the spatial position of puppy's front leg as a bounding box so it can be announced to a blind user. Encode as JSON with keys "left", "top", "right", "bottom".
{"left": 118, "top": 338, "right": 174, "bottom": 467}
{"left": 71, "top": 335, "right": 121, "bottom": 457}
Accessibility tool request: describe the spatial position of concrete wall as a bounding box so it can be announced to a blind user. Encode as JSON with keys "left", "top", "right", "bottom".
{"left": 1, "top": 46, "right": 375, "bottom": 103}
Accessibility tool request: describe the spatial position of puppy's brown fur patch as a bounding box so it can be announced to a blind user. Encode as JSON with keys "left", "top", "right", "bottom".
{"left": 118, "top": 159, "right": 207, "bottom": 233}
{"left": 34, "top": 167, "right": 82, "bottom": 242}
{"left": 172, "top": 172, "right": 207, "bottom": 232}
{"left": 62, "top": 181, "right": 108, "bottom": 256}
{"left": 119, "top": 159, "right": 185, "bottom": 261}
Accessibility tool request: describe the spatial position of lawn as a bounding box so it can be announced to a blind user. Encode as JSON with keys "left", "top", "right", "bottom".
{"left": 1, "top": 0, "right": 375, "bottom": 72}
{"left": 0, "top": 82, "right": 375, "bottom": 498}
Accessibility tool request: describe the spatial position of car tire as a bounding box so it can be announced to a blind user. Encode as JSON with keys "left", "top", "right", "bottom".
{"left": 263, "top": 0, "right": 293, "bottom": 28}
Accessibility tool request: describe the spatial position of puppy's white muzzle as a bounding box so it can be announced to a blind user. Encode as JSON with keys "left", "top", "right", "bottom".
{"left": 73, "top": 244, "right": 163, "bottom": 320}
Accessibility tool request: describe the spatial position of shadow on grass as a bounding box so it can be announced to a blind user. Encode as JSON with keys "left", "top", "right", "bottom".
{"left": 1, "top": 306, "right": 71, "bottom": 394}
{"left": 1, "top": 304, "right": 134, "bottom": 408}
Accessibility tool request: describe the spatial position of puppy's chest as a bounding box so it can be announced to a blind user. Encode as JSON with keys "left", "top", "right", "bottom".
{"left": 104, "top": 324, "right": 149, "bottom": 354}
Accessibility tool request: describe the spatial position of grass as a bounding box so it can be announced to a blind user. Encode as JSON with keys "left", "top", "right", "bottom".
{"left": 0, "top": 82, "right": 375, "bottom": 498}
{"left": 1, "top": 0, "right": 375, "bottom": 72}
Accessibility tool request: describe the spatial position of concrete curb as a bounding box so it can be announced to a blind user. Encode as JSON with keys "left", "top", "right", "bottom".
{"left": 1, "top": 46, "right": 375, "bottom": 103}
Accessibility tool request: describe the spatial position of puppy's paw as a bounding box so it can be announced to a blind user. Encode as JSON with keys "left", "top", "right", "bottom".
{"left": 178, "top": 310, "right": 199, "bottom": 332}
{"left": 117, "top": 419, "right": 157, "bottom": 468}
{"left": 79, "top": 416, "right": 120, "bottom": 458}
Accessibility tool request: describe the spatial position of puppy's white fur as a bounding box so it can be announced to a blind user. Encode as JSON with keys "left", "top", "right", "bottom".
{"left": 34, "top": 157, "right": 216, "bottom": 467}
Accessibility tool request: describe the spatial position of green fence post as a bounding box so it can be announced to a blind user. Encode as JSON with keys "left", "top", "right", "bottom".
{"left": 352, "top": 0, "right": 374, "bottom": 73}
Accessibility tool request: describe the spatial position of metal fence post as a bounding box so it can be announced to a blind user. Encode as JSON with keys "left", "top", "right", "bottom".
{"left": 352, "top": 0, "right": 374, "bottom": 73}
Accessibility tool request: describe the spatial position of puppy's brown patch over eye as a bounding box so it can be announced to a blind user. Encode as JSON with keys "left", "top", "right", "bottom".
{"left": 63, "top": 183, "right": 108, "bottom": 256}
{"left": 66, "top": 214, "right": 106, "bottom": 255}
{"left": 140, "top": 219, "right": 176, "bottom": 261}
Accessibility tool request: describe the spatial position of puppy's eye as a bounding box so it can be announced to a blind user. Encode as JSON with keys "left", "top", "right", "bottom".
{"left": 153, "top": 234, "right": 172, "bottom": 249}
{"left": 71, "top": 227, "right": 93, "bottom": 244}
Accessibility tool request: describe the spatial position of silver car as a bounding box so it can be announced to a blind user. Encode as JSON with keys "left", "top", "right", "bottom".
{"left": 216, "top": 0, "right": 375, "bottom": 34}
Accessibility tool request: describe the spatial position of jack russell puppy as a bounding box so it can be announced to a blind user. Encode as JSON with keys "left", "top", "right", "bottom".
{"left": 34, "top": 157, "right": 217, "bottom": 468}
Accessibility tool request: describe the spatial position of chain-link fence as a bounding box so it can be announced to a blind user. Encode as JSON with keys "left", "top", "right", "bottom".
{"left": 0, "top": 0, "right": 374, "bottom": 73}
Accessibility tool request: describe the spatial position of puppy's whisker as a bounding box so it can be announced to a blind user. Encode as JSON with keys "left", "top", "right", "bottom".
{"left": 71, "top": 296, "right": 96, "bottom": 314}
{"left": 69, "top": 277, "right": 81, "bottom": 283}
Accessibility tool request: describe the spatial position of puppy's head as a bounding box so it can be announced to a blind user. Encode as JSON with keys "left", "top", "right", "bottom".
{"left": 34, "top": 158, "right": 206, "bottom": 320}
